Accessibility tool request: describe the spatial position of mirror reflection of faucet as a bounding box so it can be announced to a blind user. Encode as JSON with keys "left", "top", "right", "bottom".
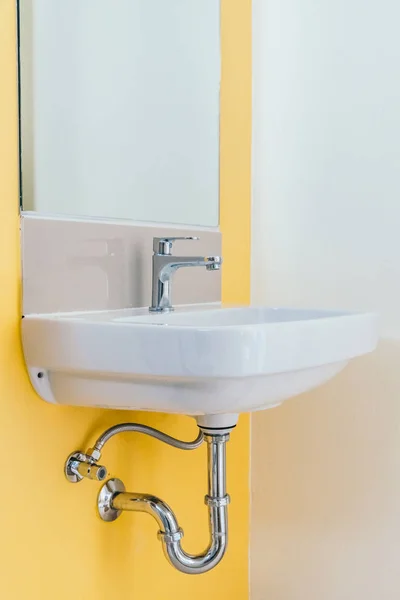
{"left": 70, "top": 238, "right": 126, "bottom": 309}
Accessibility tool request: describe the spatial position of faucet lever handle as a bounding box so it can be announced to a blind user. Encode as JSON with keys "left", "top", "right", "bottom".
{"left": 153, "top": 236, "right": 200, "bottom": 255}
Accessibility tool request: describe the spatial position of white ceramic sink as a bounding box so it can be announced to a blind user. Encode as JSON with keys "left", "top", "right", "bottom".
{"left": 22, "top": 304, "right": 378, "bottom": 430}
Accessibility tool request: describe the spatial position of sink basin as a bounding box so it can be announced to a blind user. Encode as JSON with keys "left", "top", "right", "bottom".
{"left": 22, "top": 304, "right": 378, "bottom": 430}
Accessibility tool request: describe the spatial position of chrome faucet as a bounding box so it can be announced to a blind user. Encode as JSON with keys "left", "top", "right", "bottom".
{"left": 149, "top": 236, "right": 222, "bottom": 312}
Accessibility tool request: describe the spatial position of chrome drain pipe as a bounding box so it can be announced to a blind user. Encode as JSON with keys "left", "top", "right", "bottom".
{"left": 97, "top": 433, "right": 230, "bottom": 574}
{"left": 65, "top": 423, "right": 230, "bottom": 574}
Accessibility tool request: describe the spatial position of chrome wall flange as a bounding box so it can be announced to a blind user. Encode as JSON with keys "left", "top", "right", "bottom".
{"left": 98, "top": 478, "right": 126, "bottom": 522}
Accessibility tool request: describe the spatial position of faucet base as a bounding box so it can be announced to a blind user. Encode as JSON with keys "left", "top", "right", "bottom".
{"left": 98, "top": 478, "right": 126, "bottom": 522}
{"left": 149, "top": 306, "right": 174, "bottom": 313}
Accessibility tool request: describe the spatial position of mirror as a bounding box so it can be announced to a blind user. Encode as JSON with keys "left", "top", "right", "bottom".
{"left": 18, "top": 1, "right": 220, "bottom": 226}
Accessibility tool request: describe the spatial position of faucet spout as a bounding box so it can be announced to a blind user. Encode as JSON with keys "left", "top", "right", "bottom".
{"left": 158, "top": 255, "right": 222, "bottom": 282}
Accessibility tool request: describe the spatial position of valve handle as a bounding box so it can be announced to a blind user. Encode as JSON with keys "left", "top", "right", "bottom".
{"left": 153, "top": 236, "right": 199, "bottom": 255}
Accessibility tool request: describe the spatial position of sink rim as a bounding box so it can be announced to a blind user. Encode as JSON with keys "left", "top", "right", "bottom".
{"left": 21, "top": 303, "right": 379, "bottom": 428}
{"left": 22, "top": 304, "right": 379, "bottom": 378}
{"left": 23, "top": 303, "right": 379, "bottom": 331}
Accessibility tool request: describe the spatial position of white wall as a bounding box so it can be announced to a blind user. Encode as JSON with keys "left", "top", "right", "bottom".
{"left": 251, "top": 1, "right": 400, "bottom": 599}
{"left": 19, "top": 0, "right": 220, "bottom": 226}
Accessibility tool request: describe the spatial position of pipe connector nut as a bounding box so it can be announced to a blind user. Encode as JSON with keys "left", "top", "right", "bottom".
{"left": 157, "top": 529, "right": 184, "bottom": 543}
{"left": 87, "top": 447, "right": 102, "bottom": 462}
{"left": 204, "top": 494, "right": 230, "bottom": 508}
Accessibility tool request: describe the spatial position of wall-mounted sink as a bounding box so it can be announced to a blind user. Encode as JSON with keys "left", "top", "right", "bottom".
{"left": 22, "top": 304, "right": 378, "bottom": 431}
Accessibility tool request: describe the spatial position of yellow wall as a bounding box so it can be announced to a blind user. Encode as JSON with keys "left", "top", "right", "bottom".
{"left": 0, "top": 1, "right": 251, "bottom": 598}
